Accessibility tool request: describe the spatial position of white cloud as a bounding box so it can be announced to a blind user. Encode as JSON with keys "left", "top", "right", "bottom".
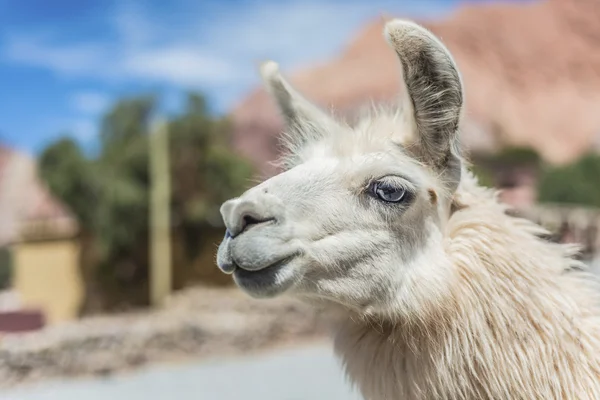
{"left": 64, "top": 118, "right": 97, "bottom": 141}
{"left": 122, "top": 47, "right": 239, "bottom": 85}
{"left": 5, "top": 35, "right": 108, "bottom": 76}
{"left": 1, "top": 0, "right": 455, "bottom": 112}
{"left": 70, "top": 91, "right": 110, "bottom": 114}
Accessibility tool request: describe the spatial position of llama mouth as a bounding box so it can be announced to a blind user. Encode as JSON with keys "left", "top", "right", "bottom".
{"left": 232, "top": 256, "right": 297, "bottom": 297}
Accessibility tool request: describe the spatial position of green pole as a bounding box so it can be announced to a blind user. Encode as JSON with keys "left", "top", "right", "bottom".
{"left": 149, "top": 119, "right": 172, "bottom": 307}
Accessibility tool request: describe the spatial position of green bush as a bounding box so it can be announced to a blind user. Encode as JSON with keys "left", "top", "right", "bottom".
{"left": 0, "top": 247, "right": 12, "bottom": 290}
{"left": 538, "top": 153, "right": 600, "bottom": 208}
{"left": 490, "top": 146, "right": 541, "bottom": 166}
{"left": 470, "top": 146, "right": 541, "bottom": 189}
{"left": 469, "top": 164, "right": 495, "bottom": 188}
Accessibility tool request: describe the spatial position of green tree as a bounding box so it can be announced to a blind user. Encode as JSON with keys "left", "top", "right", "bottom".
{"left": 38, "top": 138, "right": 99, "bottom": 228}
{"left": 39, "top": 93, "right": 253, "bottom": 312}
{"left": 168, "top": 94, "right": 253, "bottom": 283}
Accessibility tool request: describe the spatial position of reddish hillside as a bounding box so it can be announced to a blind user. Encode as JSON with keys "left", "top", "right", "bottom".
{"left": 231, "top": 0, "right": 600, "bottom": 177}
{"left": 0, "top": 146, "right": 75, "bottom": 246}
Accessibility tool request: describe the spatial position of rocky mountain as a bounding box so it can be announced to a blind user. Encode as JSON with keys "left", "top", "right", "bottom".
{"left": 231, "top": 0, "right": 600, "bottom": 177}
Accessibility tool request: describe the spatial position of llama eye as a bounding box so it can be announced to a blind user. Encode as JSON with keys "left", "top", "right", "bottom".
{"left": 371, "top": 181, "right": 406, "bottom": 203}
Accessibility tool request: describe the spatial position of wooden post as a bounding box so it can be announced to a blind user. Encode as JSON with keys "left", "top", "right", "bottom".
{"left": 149, "top": 120, "right": 172, "bottom": 307}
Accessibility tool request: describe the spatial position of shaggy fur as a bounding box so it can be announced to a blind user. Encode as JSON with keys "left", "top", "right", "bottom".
{"left": 216, "top": 19, "right": 600, "bottom": 399}
{"left": 333, "top": 170, "right": 600, "bottom": 399}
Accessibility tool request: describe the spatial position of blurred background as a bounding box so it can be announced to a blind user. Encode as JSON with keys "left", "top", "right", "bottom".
{"left": 1, "top": 0, "right": 600, "bottom": 398}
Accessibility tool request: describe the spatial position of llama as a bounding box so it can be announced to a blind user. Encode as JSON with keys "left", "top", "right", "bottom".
{"left": 216, "top": 20, "right": 600, "bottom": 399}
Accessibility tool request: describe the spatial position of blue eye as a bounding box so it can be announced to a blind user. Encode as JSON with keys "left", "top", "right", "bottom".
{"left": 371, "top": 181, "right": 406, "bottom": 203}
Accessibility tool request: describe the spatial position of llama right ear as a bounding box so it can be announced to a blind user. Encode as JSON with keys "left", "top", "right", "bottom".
{"left": 260, "top": 61, "right": 340, "bottom": 153}
{"left": 384, "top": 20, "right": 463, "bottom": 191}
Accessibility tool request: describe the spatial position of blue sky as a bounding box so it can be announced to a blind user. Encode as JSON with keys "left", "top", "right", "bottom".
{"left": 0, "top": 0, "right": 525, "bottom": 155}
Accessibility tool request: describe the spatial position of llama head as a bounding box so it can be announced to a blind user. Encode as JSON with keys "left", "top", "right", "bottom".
{"left": 217, "top": 20, "right": 464, "bottom": 316}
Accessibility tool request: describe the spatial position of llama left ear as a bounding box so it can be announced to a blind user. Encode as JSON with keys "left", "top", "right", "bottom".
{"left": 260, "top": 61, "right": 341, "bottom": 155}
{"left": 385, "top": 20, "right": 463, "bottom": 191}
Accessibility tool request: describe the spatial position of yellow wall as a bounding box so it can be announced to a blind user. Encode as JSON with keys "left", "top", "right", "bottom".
{"left": 12, "top": 239, "right": 83, "bottom": 324}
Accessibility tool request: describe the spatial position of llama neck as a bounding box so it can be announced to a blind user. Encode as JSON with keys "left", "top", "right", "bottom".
{"left": 331, "top": 184, "right": 600, "bottom": 400}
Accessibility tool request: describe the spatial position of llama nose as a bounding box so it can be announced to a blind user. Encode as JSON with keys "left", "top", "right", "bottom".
{"left": 220, "top": 198, "right": 275, "bottom": 238}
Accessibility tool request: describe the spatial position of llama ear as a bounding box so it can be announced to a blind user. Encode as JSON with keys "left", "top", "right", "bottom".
{"left": 384, "top": 20, "right": 463, "bottom": 190}
{"left": 260, "top": 61, "right": 340, "bottom": 152}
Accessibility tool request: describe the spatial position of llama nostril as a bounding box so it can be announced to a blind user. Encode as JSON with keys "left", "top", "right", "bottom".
{"left": 239, "top": 213, "right": 274, "bottom": 235}
{"left": 242, "top": 214, "right": 262, "bottom": 228}
{"left": 222, "top": 198, "right": 276, "bottom": 237}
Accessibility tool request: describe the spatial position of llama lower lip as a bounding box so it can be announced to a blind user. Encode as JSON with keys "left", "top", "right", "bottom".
{"left": 234, "top": 257, "right": 291, "bottom": 278}
{"left": 232, "top": 257, "right": 295, "bottom": 297}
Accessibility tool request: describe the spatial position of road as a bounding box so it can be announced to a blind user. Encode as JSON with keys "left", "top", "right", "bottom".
{"left": 4, "top": 344, "right": 363, "bottom": 400}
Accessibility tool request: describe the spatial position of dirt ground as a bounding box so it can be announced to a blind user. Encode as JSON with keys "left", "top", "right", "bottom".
{"left": 0, "top": 287, "right": 328, "bottom": 389}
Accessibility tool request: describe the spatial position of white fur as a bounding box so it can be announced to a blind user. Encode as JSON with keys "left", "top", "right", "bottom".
{"left": 217, "top": 19, "right": 600, "bottom": 399}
